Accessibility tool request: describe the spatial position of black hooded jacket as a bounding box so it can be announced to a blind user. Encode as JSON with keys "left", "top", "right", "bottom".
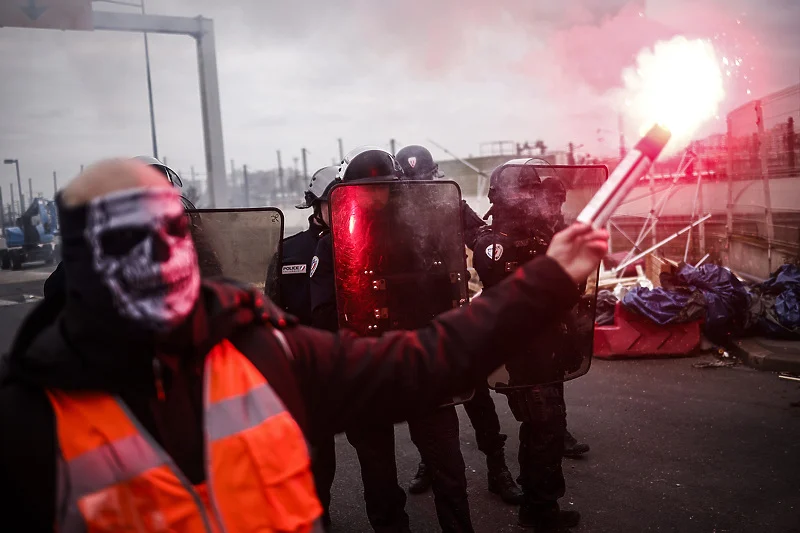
{"left": 0, "top": 257, "right": 578, "bottom": 532}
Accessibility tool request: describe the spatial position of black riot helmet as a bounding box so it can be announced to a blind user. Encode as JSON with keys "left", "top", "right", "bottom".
{"left": 296, "top": 165, "right": 339, "bottom": 209}
{"left": 396, "top": 144, "right": 440, "bottom": 180}
{"left": 132, "top": 155, "right": 196, "bottom": 209}
{"left": 337, "top": 146, "right": 403, "bottom": 183}
{"left": 132, "top": 155, "right": 183, "bottom": 188}
{"left": 487, "top": 158, "right": 544, "bottom": 206}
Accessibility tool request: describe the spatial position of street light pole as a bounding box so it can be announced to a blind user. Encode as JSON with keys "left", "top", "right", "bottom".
{"left": 141, "top": 0, "right": 159, "bottom": 159}
{"left": 3, "top": 159, "right": 24, "bottom": 211}
{"left": 92, "top": 0, "right": 158, "bottom": 158}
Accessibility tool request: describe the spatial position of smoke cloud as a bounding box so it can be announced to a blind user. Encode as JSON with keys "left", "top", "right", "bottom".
{"left": 0, "top": 0, "right": 798, "bottom": 196}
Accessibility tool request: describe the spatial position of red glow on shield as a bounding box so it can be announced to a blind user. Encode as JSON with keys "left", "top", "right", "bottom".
{"left": 331, "top": 185, "right": 379, "bottom": 335}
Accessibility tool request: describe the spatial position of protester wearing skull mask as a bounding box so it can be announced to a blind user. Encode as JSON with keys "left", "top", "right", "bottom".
{"left": 0, "top": 158, "right": 607, "bottom": 532}
{"left": 19, "top": 156, "right": 192, "bottom": 353}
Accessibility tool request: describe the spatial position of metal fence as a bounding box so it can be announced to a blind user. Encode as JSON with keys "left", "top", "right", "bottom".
{"left": 726, "top": 83, "right": 800, "bottom": 279}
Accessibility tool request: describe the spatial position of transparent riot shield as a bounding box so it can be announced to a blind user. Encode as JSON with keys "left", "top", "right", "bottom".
{"left": 329, "top": 180, "right": 473, "bottom": 405}
{"left": 484, "top": 164, "right": 607, "bottom": 390}
{"left": 185, "top": 208, "right": 284, "bottom": 296}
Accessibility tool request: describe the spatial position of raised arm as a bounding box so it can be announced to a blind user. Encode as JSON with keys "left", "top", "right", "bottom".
{"left": 290, "top": 225, "right": 605, "bottom": 434}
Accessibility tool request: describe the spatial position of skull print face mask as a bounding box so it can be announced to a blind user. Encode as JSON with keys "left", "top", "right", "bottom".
{"left": 81, "top": 187, "right": 200, "bottom": 331}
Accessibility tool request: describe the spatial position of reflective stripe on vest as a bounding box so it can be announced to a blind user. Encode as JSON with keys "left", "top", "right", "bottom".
{"left": 47, "top": 339, "right": 322, "bottom": 533}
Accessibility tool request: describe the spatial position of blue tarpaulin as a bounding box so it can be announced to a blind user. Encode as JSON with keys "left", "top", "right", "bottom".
{"left": 622, "top": 264, "right": 749, "bottom": 342}
{"left": 750, "top": 264, "right": 800, "bottom": 339}
{"left": 675, "top": 264, "right": 750, "bottom": 341}
{"left": 621, "top": 286, "right": 705, "bottom": 326}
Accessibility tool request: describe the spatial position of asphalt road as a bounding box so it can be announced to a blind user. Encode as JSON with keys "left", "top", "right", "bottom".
{"left": 1, "top": 269, "right": 798, "bottom": 533}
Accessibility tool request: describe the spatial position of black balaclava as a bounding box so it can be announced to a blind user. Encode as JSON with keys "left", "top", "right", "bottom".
{"left": 57, "top": 186, "right": 201, "bottom": 334}
{"left": 311, "top": 202, "right": 328, "bottom": 231}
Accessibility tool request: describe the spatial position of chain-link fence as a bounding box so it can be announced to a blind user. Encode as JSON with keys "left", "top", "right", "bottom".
{"left": 726, "top": 83, "right": 800, "bottom": 279}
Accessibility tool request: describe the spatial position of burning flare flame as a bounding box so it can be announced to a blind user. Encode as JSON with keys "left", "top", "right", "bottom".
{"left": 622, "top": 36, "right": 725, "bottom": 152}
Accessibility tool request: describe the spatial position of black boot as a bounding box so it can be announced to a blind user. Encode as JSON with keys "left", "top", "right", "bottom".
{"left": 518, "top": 503, "right": 581, "bottom": 531}
{"left": 487, "top": 453, "right": 524, "bottom": 505}
{"left": 408, "top": 461, "right": 433, "bottom": 494}
{"left": 563, "top": 430, "right": 590, "bottom": 459}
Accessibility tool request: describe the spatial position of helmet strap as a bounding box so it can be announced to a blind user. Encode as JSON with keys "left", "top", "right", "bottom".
{"left": 312, "top": 203, "right": 328, "bottom": 229}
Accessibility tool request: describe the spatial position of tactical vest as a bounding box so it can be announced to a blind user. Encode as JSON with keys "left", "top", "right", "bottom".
{"left": 46, "top": 339, "right": 323, "bottom": 533}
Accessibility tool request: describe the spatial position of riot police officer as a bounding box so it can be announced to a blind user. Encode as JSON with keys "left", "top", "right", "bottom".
{"left": 538, "top": 178, "right": 591, "bottom": 459}
{"left": 310, "top": 147, "right": 411, "bottom": 532}
{"left": 279, "top": 165, "right": 338, "bottom": 326}
{"left": 396, "top": 144, "right": 485, "bottom": 249}
{"left": 279, "top": 166, "right": 339, "bottom": 528}
{"left": 132, "top": 155, "right": 196, "bottom": 209}
{"left": 396, "top": 145, "right": 523, "bottom": 505}
{"left": 312, "top": 147, "right": 477, "bottom": 532}
{"left": 473, "top": 162, "right": 585, "bottom": 531}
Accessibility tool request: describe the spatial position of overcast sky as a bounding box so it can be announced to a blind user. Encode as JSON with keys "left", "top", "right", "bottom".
{"left": 0, "top": 0, "right": 798, "bottom": 199}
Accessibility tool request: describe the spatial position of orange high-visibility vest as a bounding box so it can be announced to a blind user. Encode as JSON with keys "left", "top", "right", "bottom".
{"left": 46, "top": 339, "right": 323, "bottom": 533}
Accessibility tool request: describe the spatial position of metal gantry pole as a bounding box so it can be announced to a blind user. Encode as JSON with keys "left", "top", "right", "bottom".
{"left": 141, "top": 0, "right": 159, "bottom": 158}
{"left": 93, "top": 10, "right": 232, "bottom": 207}
{"left": 194, "top": 17, "right": 229, "bottom": 208}
{"left": 53, "top": 171, "right": 58, "bottom": 196}
{"left": 0, "top": 186, "right": 5, "bottom": 231}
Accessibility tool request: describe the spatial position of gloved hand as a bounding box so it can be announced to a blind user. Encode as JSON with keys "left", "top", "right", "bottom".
{"left": 214, "top": 278, "right": 299, "bottom": 329}
{"left": 547, "top": 223, "right": 608, "bottom": 284}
